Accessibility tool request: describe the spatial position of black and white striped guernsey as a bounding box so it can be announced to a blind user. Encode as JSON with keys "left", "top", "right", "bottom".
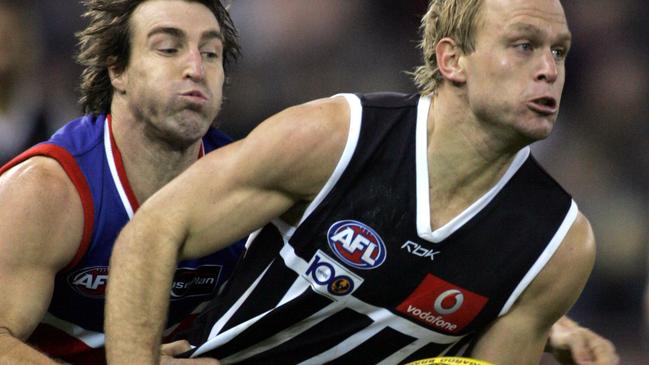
{"left": 183, "top": 92, "right": 577, "bottom": 364}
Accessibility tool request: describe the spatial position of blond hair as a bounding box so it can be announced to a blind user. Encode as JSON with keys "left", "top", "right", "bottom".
{"left": 412, "top": 0, "right": 484, "bottom": 95}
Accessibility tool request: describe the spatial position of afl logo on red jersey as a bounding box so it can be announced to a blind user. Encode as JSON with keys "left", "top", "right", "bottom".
{"left": 68, "top": 266, "right": 109, "bottom": 298}
{"left": 327, "top": 220, "right": 386, "bottom": 270}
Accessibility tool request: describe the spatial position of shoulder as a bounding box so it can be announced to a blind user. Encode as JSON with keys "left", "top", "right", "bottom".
{"left": 236, "top": 96, "right": 352, "bottom": 199}
{"left": 49, "top": 114, "right": 106, "bottom": 154}
{"left": 0, "top": 157, "right": 84, "bottom": 268}
{"left": 257, "top": 95, "right": 350, "bottom": 140}
{"left": 470, "top": 211, "right": 596, "bottom": 363}
{"left": 516, "top": 210, "right": 595, "bottom": 323}
{"left": 356, "top": 91, "right": 420, "bottom": 109}
{"left": 543, "top": 211, "right": 595, "bottom": 291}
{"left": 255, "top": 95, "right": 350, "bottom": 159}
{"left": 546, "top": 211, "right": 596, "bottom": 294}
{"left": 1, "top": 156, "right": 78, "bottom": 199}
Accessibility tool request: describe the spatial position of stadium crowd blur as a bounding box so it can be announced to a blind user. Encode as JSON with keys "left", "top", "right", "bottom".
{"left": 2, "top": 0, "right": 647, "bottom": 362}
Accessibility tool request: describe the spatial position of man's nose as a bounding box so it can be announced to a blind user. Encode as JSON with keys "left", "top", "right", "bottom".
{"left": 535, "top": 49, "right": 559, "bottom": 83}
{"left": 183, "top": 48, "right": 205, "bottom": 81}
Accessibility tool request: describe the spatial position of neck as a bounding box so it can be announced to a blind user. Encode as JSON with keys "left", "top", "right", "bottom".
{"left": 109, "top": 108, "right": 203, "bottom": 204}
{"left": 424, "top": 90, "right": 523, "bottom": 228}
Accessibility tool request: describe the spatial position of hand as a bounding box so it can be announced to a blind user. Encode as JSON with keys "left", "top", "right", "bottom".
{"left": 160, "top": 340, "right": 220, "bottom": 365}
{"left": 546, "top": 317, "right": 619, "bottom": 365}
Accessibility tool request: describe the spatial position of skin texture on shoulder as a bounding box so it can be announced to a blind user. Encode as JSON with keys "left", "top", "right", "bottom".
{"left": 0, "top": 157, "right": 83, "bottom": 364}
{"left": 470, "top": 212, "right": 596, "bottom": 364}
{"left": 105, "top": 95, "right": 351, "bottom": 364}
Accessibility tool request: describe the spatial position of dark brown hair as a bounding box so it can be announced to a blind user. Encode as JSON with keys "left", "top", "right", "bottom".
{"left": 76, "top": 0, "right": 240, "bottom": 114}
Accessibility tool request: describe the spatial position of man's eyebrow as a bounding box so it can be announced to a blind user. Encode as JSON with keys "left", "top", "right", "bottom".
{"left": 201, "top": 30, "right": 223, "bottom": 42}
{"left": 146, "top": 27, "right": 223, "bottom": 43}
{"left": 507, "top": 22, "right": 572, "bottom": 43}
{"left": 147, "top": 26, "right": 185, "bottom": 40}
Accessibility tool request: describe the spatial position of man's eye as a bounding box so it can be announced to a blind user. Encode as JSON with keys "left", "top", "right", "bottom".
{"left": 201, "top": 51, "right": 218, "bottom": 59}
{"left": 552, "top": 48, "right": 567, "bottom": 60}
{"left": 515, "top": 42, "right": 533, "bottom": 51}
{"left": 159, "top": 48, "right": 178, "bottom": 54}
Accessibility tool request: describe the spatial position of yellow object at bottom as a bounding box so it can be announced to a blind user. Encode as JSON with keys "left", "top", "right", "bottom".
{"left": 404, "top": 356, "right": 494, "bottom": 365}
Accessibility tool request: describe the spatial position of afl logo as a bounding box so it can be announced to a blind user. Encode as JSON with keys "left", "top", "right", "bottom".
{"left": 327, "top": 220, "right": 386, "bottom": 270}
{"left": 68, "top": 266, "right": 109, "bottom": 298}
{"left": 434, "top": 289, "right": 464, "bottom": 315}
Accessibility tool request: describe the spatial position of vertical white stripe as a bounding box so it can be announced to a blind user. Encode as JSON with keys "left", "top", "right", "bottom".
{"left": 103, "top": 119, "right": 134, "bottom": 218}
{"left": 298, "top": 93, "right": 362, "bottom": 226}
{"left": 272, "top": 94, "right": 363, "bottom": 241}
{"left": 415, "top": 94, "right": 433, "bottom": 242}
{"left": 499, "top": 200, "right": 579, "bottom": 315}
{"left": 276, "top": 239, "right": 314, "bottom": 306}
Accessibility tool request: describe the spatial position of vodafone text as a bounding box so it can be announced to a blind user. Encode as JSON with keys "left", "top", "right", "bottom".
{"left": 405, "top": 305, "right": 458, "bottom": 331}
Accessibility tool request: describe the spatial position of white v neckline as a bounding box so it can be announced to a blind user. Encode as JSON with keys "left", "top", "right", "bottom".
{"left": 414, "top": 96, "right": 531, "bottom": 243}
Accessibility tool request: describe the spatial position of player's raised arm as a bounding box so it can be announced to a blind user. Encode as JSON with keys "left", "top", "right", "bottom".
{"left": 105, "top": 96, "right": 350, "bottom": 364}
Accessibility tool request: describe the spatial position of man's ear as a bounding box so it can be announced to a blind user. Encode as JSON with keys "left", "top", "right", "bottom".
{"left": 435, "top": 37, "right": 467, "bottom": 84}
{"left": 108, "top": 58, "right": 127, "bottom": 94}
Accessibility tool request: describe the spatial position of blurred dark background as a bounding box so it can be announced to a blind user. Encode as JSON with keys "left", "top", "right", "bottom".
{"left": 1, "top": 0, "right": 646, "bottom": 362}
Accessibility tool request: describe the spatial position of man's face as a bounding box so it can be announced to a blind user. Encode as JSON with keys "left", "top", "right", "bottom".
{"left": 461, "top": 0, "right": 571, "bottom": 142}
{"left": 115, "top": 0, "right": 225, "bottom": 148}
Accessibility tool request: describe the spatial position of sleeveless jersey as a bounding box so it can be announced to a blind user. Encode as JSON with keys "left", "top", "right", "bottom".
{"left": 182, "top": 93, "right": 578, "bottom": 364}
{"left": 0, "top": 114, "right": 245, "bottom": 364}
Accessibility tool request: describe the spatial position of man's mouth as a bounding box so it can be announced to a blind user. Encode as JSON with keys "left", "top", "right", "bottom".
{"left": 180, "top": 90, "right": 208, "bottom": 101}
{"left": 528, "top": 96, "right": 558, "bottom": 115}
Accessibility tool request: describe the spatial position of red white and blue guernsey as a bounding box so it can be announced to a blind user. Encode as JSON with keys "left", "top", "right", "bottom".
{"left": 181, "top": 92, "right": 578, "bottom": 364}
{"left": 0, "top": 114, "right": 244, "bottom": 364}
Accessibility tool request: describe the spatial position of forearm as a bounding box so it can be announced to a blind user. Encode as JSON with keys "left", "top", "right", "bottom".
{"left": 105, "top": 217, "right": 180, "bottom": 365}
{"left": 472, "top": 333, "right": 547, "bottom": 365}
{"left": 0, "top": 332, "right": 59, "bottom": 365}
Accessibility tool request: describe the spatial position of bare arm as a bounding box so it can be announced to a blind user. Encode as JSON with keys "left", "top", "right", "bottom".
{"left": 470, "top": 212, "right": 596, "bottom": 365}
{"left": 105, "top": 97, "right": 350, "bottom": 365}
{"left": 0, "top": 157, "right": 83, "bottom": 364}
